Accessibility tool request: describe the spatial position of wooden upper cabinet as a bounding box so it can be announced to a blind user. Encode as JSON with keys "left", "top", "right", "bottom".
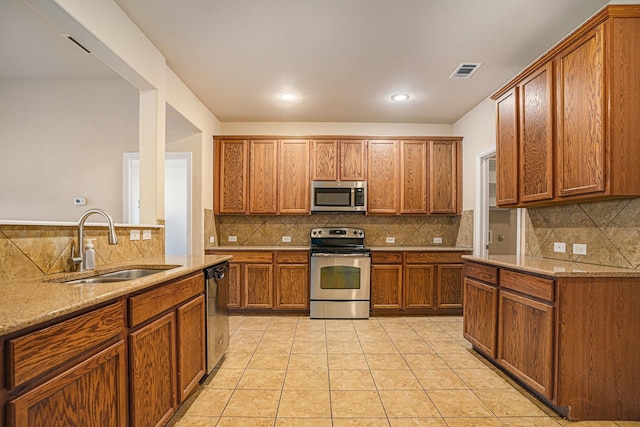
{"left": 249, "top": 139, "right": 278, "bottom": 214}
{"left": 492, "top": 6, "right": 640, "bottom": 207}
{"left": 279, "top": 139, "right": 310, "bottom": 214}
{"left": 368, "top": 140, "right": 399, "bottom": 214}
{"left": 311, "top": 140, "right": 338, "bottom": 180}
{"left": 555, "top": 26, "right": 605, "bottom": 197}
{"left": 215, "top": 139, "right": 248, "bottom": 214}
{"left": 311, "top": 139, "right": 367, "bottom": 181}
{"left": 340, "top": 140, "right": 367, "bottom": 181}
{"left": 428, "top": 139, "right": 461, "bottom": 214}
{"left": 495, "top": 89, "right": 519, "bottom": 206}
{"left": 400, "top": 140, "right": 427, "bottom": 214}
{"left": 519, "top": 63, "right": 554, "bottom": 203}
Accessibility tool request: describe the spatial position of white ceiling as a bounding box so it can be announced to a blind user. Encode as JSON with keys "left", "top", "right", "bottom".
{"left": 3, "top": 0, "right": 613, "bottom": 124}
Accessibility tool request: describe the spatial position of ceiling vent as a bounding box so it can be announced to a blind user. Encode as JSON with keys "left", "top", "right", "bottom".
{"left": 449, "top": 63, "right": 481, "bottom": 79}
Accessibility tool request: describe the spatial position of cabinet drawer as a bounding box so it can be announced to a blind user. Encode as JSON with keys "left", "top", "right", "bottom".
{"left": 210, "top": 251, "right": 273, "bottom": 263}
{"left": 372, "top": 252, "right": 403, "bottom": 264}
{"left": 275, "top": 251, "right": 308, "bottom": 264}
{"left": 464, "top": 262, "right": 498, "bottom": 285}
{"left": 500, "top": 269, "right": 554, "bottom": 302}
{"left": 8, "top": 302, "right": 125, "bottom": 389}
{"left": 405, "top": 251, "right": 468, "bottom": 264}
{"left": 129, "top": 273, "right": 203, "bottom": 327}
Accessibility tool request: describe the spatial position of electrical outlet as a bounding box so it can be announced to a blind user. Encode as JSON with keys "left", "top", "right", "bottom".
{"left": 209, "top": 236, "right": 215, "bottom": 243}
{"left": 282, "top": 236, "right": 291, "bottom": 243}
{"left": 433, "top": 237, "right": 443, "bottom": 244}
{"left": 73, "top": 197, "right": 87, "bottom": 206}
{"left": 553, "top": 242, "right": 566, "bottom": 253}
{"left": 386, "top": 237, "right": 395, "bottom": 244}
{"left": 130, "top": 230, "right": 141, "bottom": 241}
{"left": 142, "top": 230, "right": 152, "bottom": 240}
{"left": 573, "top": 243, "right": 587, "bottom": 255}
{"left": 228, "top": 235, "right": 237, "bottom": 242}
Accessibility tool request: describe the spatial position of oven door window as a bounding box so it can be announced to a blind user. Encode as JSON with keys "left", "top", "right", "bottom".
{"left": 320, "top": 265, "right": 361, "bottom": 289}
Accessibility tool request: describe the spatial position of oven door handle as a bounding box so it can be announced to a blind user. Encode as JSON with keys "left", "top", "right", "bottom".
{"left": 311, "top": 253, "right": 370, "bottom": 257}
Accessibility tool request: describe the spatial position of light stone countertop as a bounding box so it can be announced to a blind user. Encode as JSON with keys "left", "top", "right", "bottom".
{"left": 463, "top": 254, "right": 640, "bottom": 278}
{"left": 0, "top": 254, "right": 232, "bottom": 337}
{"left": 209, "top": 246, "right": 473, "bottom": 252}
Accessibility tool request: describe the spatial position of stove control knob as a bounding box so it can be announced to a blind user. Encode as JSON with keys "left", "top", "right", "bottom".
{"left": 358, "top": 230, "right": 363, "bottom": 236}
{"left": 318, "top": 230, "right": 322, "bottom": 235}
{"left": 311, "top": 231, "right": 316, "bottom": 236}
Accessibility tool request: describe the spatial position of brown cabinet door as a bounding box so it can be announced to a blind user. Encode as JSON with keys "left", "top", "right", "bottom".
{"left": 498, "top": 290, "right": 554, "bottom": 399}
{"left": 340, "top": 140, "right": 367, "bottom": 181}
{"left": 7, "top": 341, "right": 128, "bottom": 427}
{"left": 216, "top": 139, "right": 249, "bottom": 214}
{"left": 244, "top": 264, "right": 273, "bottom": 308}
{"left": 311, "top": 139, "right": 338, "bottom": 181}
{"left": 436, "top": 264, "right": 464, "bottom": 309}
{"left": 400, "top": 140, "right": 427, "bottom": 214}
{"left": 404, "top": 264, "right": 435, "bottom": 309}
{"left": 519, "top": 63, "right": 554, "bottom": 203}
{"left": 556, "top": 25, "right": 605, "bottom": 197}
{"left": 371, "top": 265, "right": 403, "bottom": 309}
{"left": 275, "top": 264, "right": 309, "bottom": 309}
{"left": 176, "top": 295, "right": 205, "bottom": 403}
{"left": 428, "top": 140, "right": 461, "bottom": 214}
{"left": 227, "top": 263, "right": 242, "bottom": 308}
{"left": 495, "top": 89, "right": 519, "bottom": 206}
{"left": 129, "top": 313, "right": 177, "bottom": 427}
{"left": 249, "top": 139, "right": 278, "bottom": 214}
{"left": 463, "top": 277, "right": 498, "bottom": 358}
{"left": 368, "top": 140, "right": 399, "bottom": 214}
{"left": 279, "top": 140, "right": 310, "bottom": 214}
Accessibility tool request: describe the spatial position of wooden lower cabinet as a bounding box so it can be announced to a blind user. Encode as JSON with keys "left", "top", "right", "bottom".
{"left": 462, "top": 277, "right": 499, "bottom": 358}
{"left": 275, "top": 251, "right": 309, "bottom": 309}
{"left": 129, "top": 313, "right": 177, "bottom": 427}
{"left": 7, "top": 341, "right": 127, "bottom": 427}
{"left": 227, "top": 263, "right": 242, "bottom": 308}
{"left": 244, "top": 264, "right": 273, "bottom": 308}
{"left": 404, "top": 265, "right": 435, "bottom": 309}
{"left": 498, "top": 290, "right": 554, "bottom": 399}
{"left": 177, "top": 295, "right": 206, "bottom": 403}
{"left": 371, "top": 251, "right": 470, "bottom": 314}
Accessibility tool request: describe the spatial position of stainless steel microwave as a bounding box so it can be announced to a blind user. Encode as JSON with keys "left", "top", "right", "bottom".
{"left": 311, "top": 181, "right": 367, "bottom": 212}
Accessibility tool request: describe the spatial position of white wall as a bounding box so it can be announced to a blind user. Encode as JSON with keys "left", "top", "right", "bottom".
{"left": 452, "top": 98, "right": 496, "bottom": 211}
{"left": 221, "top": 122, "right": 453, "bottom": 136}
{"left": 0, "top": 79, "right": 138, "bottom": 222}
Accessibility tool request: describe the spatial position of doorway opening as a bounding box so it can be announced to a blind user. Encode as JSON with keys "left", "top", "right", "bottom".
{"left": 123, "top": 152, "right": 192, "bottom": 255}
{"left": 475, "top": 147, "right": 522, "bottom": 257}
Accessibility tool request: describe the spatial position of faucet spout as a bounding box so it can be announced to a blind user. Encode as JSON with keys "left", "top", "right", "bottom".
{"left": 69, "top": 208, "right": 119, "bottom": 272}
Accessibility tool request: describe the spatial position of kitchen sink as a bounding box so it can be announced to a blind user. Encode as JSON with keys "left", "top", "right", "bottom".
{"left": 57, "top": 266, "right": 179, "bottom": 284}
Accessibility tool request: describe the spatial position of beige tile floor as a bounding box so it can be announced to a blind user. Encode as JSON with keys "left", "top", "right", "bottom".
{"left": 169, "top": 315, "right": 640, "bottom": 427}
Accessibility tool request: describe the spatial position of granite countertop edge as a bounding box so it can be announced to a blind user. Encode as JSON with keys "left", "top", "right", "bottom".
{"left": 208, "top": 245, "right": 473, "bottom": 252}
{"left": 462, "top": 254, "right": 640, "bottom": 278}
{"left": 0, "top": 254, "right": 232, "bottom": 337}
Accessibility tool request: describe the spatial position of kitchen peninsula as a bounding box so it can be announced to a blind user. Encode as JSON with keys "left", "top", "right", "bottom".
{"left": 0, "top": 254, "right": 231, "bottom": 427}
{"left": 462, "top": 254, "right": 640, "bottom": 421}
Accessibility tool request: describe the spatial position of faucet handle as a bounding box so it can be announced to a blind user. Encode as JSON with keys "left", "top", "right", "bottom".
{"left": 68, "top": 245, "right": 82, "bottom": 271}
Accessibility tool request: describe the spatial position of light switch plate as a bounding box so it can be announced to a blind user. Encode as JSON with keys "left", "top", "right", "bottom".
{"left": 228, "top": 235, "right": 237, "bottom": 242}
{"left": 433, "top": 237, "right": 443, "bottom": 244}
{"left": 386, "top": 237, "right": 395, "bottom": 244}
{"left": 130, "top": 230, "right": 141, "bottom": 241}
{"left": 282, "top": 236, "right": 291, "bottom": 243}
{"left": 553, "top": 242, "right": 566, "bottom": 253}
{"left": 573, "top": 243, "right": 587, "bottom": 255}
{"left": 142, "top": 230, "right": 152, "bottom": 240}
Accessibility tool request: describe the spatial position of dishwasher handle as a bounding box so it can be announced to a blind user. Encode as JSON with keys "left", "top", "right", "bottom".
{"left": 204, "top": 261, "right": 229, "bottom": 281}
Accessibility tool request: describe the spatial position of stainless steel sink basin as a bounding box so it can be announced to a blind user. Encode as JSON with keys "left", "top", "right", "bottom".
{"left": 60, "top": 267, "right": 178, "bottom": 284}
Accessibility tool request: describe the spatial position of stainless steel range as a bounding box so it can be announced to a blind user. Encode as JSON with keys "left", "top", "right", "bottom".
{"left": 309, "top": 227, "right": 371, "bottom": 319}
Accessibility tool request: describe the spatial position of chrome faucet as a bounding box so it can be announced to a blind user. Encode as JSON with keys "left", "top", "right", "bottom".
{"left": 68, "top": 208, "right": 119, "bottom": 272}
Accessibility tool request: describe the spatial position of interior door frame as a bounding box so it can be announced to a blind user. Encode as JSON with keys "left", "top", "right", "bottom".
{"left": 475, "top": 146, "right": 525, "bottom": 257}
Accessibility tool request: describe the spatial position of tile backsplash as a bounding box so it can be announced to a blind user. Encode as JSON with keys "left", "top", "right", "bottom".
{"left": 525, "top": 197, "right": 640, "bottom": 269}
{"left": 0, "top": 224, "right": 164, "bottom": 280}
{"left": 215, "top": 211, "right": 473, "bottom": 248}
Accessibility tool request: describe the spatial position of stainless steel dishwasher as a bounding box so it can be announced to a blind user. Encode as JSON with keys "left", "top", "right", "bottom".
{"left": 204, "top": 261, "right": 229, "bottom": 374}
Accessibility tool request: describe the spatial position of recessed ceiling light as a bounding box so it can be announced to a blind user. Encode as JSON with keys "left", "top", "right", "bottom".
{"left": 278, "top": 93, "right": 297, "bottom": 101}
{"left": 391, "top": 94, "right": 410, "bottom": 102}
